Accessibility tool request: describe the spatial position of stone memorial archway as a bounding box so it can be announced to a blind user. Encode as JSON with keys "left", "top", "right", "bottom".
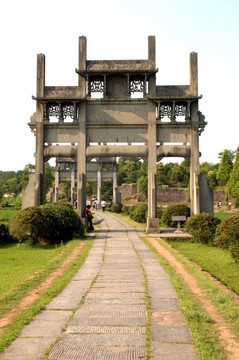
{"left": 28, "top": 36, "right": 206, "bottom": 232}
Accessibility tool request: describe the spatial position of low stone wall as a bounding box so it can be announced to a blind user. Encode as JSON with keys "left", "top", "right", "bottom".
{"left": 214, "top": 191, "right": 225, "bottom": 202}
{"left": 119, "top": 184, "right": 138, "bottom": 198}
{"left": 157, "top": 186, "right": 188, "bottom": 202}
{"left": 119, "top": 184, "right": 188, "bottom": 203}
{"left": 118, "top": 184, "right": 234, "bottom": 204}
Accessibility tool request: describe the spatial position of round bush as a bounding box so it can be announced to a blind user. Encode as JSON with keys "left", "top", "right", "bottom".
{"left": 161, "top": 203, "right": 190, "bottom": 228}
{"left": 214, "top": 215, "right": 239, "bottom": 262}
{"left": 110, "top": 204, "right": 122, "bottom": 213}
{"left": 9, "top": 204, "right": 85, "bottom": 245}
{"left": 9, "top": 206, "right": 46, "bottom": 245}
{"left": 52, "top": 201, "right": 73, "bottom": 209}
{"left": 184, "top": 213, "right": 220, "bottom": 244}
{"left": 40, "top": 204, "right": 84, "bottom": 243}
{"left": 157, "top": 207, "right": 164, "bottom": 220}
{"left": 122, "top": 204, "right": 130, "bottom": 215}
{"left": 130, "top": 202, "right": 148, "bottom": 223}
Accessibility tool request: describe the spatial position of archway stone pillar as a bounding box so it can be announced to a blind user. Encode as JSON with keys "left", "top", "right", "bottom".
{"left": 146, "top": 100, "right": 159, "bottom": 233}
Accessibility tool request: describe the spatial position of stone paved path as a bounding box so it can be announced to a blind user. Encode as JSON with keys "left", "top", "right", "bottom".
{"left": 0, "top": 212, "right": 198, "bottom": 360}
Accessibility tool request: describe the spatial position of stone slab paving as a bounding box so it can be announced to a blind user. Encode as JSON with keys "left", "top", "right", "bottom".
{"left": 0, "top": 212, "right": 198, "bottom": 360}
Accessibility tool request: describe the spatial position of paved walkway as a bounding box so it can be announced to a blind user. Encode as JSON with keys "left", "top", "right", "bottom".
{"left": 0, "top": 212, "right": 198, "bottom": 360}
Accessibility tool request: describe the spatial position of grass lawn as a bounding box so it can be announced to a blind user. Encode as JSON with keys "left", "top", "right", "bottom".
{"left": 166, "top": 241, "right": 239, "bottom": 295}
{"left": 0, "top": 209, "right": 19, "bottom": 225}
{"left": 0, "top": 242, "right": 65, "bottom": 296}
{"left": 0, "top": 237, "right": 93, "bottom": 352}
{"left": 214, "top": 211, "right": 238, "bottom": 221}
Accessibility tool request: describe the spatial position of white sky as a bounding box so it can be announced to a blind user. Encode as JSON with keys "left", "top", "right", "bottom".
{"left": 0, "top": 0, "right": 238, "bottom": 171}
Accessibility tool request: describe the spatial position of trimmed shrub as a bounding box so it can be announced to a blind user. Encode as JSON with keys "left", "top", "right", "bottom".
{"left": 9, "top": 204, "right": 85, "bottom": 245}
{"left": 122, "top": 204, "right": 130, "bottom": 215}
{"left": 130, "top": 202, "right": 148, "bottom": 223}
{"left": 40, "top": 203, "right": 84, "bottom": 243}
{"left": 157, "top": 207, "right": 164, "bottom": 221}
{"left": 214, "top": 215, "right": 239, "bottom": 262}
{"left": 110, "top": 204, "right": 122, "bottom": 213}
{"left": 184, "top": 213, "right": 220, "bottom": 244}
{"left": 9, "top": 206, "right": 46, "bottom": 245}
{"left": 161, "top": 203, "right": 190, "bottom": 228}
{"left": 52, "top": 201, "right": 73, "bottom": 209}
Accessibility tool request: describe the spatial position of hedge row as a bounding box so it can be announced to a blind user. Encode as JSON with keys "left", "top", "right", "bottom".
{"left": 6, "top": 202, "right": 85, "bottom": 245}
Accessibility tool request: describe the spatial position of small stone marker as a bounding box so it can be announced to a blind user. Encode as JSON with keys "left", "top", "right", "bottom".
{"left": 171, "top": 216, "right": 187, "bottom": 234}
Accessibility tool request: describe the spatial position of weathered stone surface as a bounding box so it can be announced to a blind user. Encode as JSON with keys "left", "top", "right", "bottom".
{"left": 151, "top": 341, "right": 198, "bottom": 360}
{"left": 66, "top": 325, "right": 146, "bottom": 334}
{"left": 86, "top": 292, "right": 145, "bottom": 300}
{"left": 152, "top": 324, "right": 193, "bottom": 343}
{"left": 46, "top": 281, "right": 91, "bottom": 310}
{"left": 84, "top": 298, "right": 145, "bottom": 305}
{"left": 48, "top": 343, "right": 146, "bottom": 360}
{"left": 69, "top": 318, "right": 146, "bottom": 326}
{"left": 0, "top": 338, "right": 55, "bottom": 360}
{"left": 59, "top": 333, "right": 146, "bottom": 346}
{"left": 151, "top": 310, "right": 186, "bottom": 326}
{"left": 150, "top": 298, "right": 180, "bottom": 310}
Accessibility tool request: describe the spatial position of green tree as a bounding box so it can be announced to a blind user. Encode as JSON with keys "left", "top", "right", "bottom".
{"left": 218, "top": 150, "right": 235, "bottom": 161}
{"left": 101, "top": 182, "right": 113, "bottom": 201}
{"left": 137, "top": 175, "right": 148, "bottom": 196}
{"left": 86, "top": 182, "right": 97, "bottom": 199}
{"left": 117, "top": 157, "right": 141, "bottom": 185}
{"left": 180, "top": 160, "right": 190, "bottom": 187}
{"left": 157, "top": 163, "right": 171, "bottom": 185}
{"left": 226, "top": 146, "right": 239, "bottom": 205}
{"left": 169, "top": 163, "right": 185, "bottom": 185}
{"left": 59, "top": 182, "right": 71, "bottom": 201}
{"left": 200, "top": 162, "right": 219, "bottom": 189}
{"left": 44, "top": 163, "right": 55, "bottom": 196}
{"left": 216, "top": 149, "right": 233, "bottom": 187}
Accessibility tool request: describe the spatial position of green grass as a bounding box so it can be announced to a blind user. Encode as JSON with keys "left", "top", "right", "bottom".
{"left": 0, "top": 237, "right": 94, "bottom": 352}
{"left": 160, "top": 239, "right": 239, "bottom": 343}
{"left": 214, "top": 212, "right": 238, "bottom": 221}
{"left": 0, "top": 209, "right": 18, "bottom": 225}
{"left": 0, "top": 243, "right": 62, "bottom": 296}
{"left": 168, "top": 241, "right": 239, "bottom": 295}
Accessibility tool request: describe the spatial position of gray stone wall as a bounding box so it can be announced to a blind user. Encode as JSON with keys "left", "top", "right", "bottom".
{"left": 118, "top": 184, "right": 188, "bottom": 203}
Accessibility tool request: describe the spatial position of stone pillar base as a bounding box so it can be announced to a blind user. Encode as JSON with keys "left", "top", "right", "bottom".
{"left": 146, "top": 217, "right": 159, "bottom": 233}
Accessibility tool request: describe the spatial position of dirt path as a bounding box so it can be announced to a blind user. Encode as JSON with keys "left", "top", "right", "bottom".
{"left": 146, "top": 237, "right": 239, "bottom": 360}
{"left": 0, "top": 242, "right": 85, "bottom": 333}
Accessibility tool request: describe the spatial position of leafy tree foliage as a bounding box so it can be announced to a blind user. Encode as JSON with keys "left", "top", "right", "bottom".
{"left": 226, "top": 146, "right": 239, "bottom": 204}
{"left": 216, "top": 149, "right": 233, "bottom": 187}
{"left": 44, "top": 163, "right": 55, "bottom": 195}
{"left": 137, "top": 175, "right": 148, "bottom": 196}
{"left": 200, "top": 162, "right": 219, "bottom": 188}
{"left": 117, "top": 157, "right": 141, "bottom": 185}
{"left": 218, "top": 150, "right": 235, "bottom": 161}
{"left": 0, "top": 163, "right": 54, "bottom": 202}
{"left": 157, "top": 161, "right": 190, "bottom": 188}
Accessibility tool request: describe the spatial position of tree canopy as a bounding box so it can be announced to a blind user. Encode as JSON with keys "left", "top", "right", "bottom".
{"left": 216, "top": 149, "right": 233, "bottom": 187}
{"left": 226, "top": 146, "right": 239, "bottom": 204}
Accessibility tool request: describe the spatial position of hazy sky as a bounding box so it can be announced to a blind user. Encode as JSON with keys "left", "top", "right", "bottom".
{"left": 0, "top": 0, "right": 238, "bottom": 171}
